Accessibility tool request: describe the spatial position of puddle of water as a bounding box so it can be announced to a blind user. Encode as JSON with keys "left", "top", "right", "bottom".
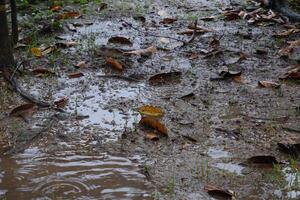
{"left": 207, "top": 148, "right": 230, "bottom": 159}
{"left": 213, "top": 162, "right": 244, "bottom": 175}
{"left": 0, "top": 147, "right": 153, "bottom": 200}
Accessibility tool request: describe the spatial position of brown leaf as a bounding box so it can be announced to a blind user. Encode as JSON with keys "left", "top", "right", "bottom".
{"left": 108, "top": 36, "right": 132, "bottom": 45}
{"left": 106, "top": 57, "right": 123, "bottom": 71}
{"left": 223, "top": 9, "right": 241, "bottom": 20}
{"left": 68, "top": 72, "right": 84, "bottom": 78}
{"left": 160, "top": 18, "right": 177, "bottom": 24}
{"left": 54, "top": 96, "right": 69, "bottom": 108}
{"left": 145, "top": 132, "right": 159, "bottom": 141}
{"left": 204, "top": 184, "right": 235, "bottom": 199}
{"left": 31, "top": 68, "right": 54, "bottom": 76}
{"left": 242, "top": 155, "right": 279, "bottom": 168}
{"left": 139, "top": 117, "right": 168, "bottom": 136}
{"left": 124, "top": 46, "right": 157, "bottom": 57}
{"left": 58, "top": 11, "right": 81, "bottom": 20}
{"left": 279, "top": 40, "right": 300, "bottom": 57}
{"left": 258, "top": 81, "right": 281, "bottom": 88}
{"left": 273, "top": 28, "right": 300, "bottom": 38}
{"left": 50, "top": 5, "right": 61, "bottom": 12}
{"left": 9, "top": 103, "right": 38, "bottom": 118}
{"left": 149, "top": 71, "right": 182, "bottom": 86}
{"left": 139, "top": 105, "right": 164, "bottom": 118}
{"left": 74, "top": 61, "right": 86, "bottom": 69}
{"left": 280, "top": 67, "right": 300, "bottom": 80}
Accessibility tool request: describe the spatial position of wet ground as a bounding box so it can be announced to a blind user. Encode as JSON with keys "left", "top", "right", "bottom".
{"left": 0, "top": 0, "right": 300, "bottom": 199}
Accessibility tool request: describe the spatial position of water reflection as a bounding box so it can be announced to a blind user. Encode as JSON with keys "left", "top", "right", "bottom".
{"left": 0, "top": 148, "right": 153, "bottom": 199}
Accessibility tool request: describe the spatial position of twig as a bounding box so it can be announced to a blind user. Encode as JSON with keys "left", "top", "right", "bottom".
{"left": 121, "top": 20, "right": 190, "bottom": 45}
{"left": 186, "top": 19, "right": 198, "bottom": 44}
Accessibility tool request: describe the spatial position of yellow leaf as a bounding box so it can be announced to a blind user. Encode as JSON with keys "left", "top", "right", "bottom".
{"left": 31, "top": 47, "right": 42, "bottom": 57}
{"left": 139, "top": 117, "right": 168, "bottom": 136}
{"left": 139, "top": 105, "right": 164, "bottom": 117}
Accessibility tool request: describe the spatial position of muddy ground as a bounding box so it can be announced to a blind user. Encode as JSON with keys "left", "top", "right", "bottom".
{"left": 0, "top": 0, "right": 300, "bottom": 199}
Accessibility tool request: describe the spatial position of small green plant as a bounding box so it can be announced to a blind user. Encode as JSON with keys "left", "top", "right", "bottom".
{"left": 164, "top": 177, "right": 175, "bottom": 195}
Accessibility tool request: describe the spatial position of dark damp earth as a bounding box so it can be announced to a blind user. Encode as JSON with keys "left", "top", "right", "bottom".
{"left": 0, "top": 0, "right": 300, "bottom": 199}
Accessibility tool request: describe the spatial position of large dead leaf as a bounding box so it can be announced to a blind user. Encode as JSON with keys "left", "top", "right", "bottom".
{"left": 258, "top": 81, "right": 281, "bottom": 88}
{"left": 273, "top": 28, "right": 300, "bottom": 38}
{"left": 106, "top": 57, "right": 123, "bottom": 70}
{"left": 241, "top": 155, "right": 279, "bottom": 168}
{"left": 9, "top": 103, "right": 38, "bottom": 119}
{"left": 204, "top": 184, "right": 236, "bottom": 199}
{"left": 280, "top": 67, "right": 300, "bottom": 80}
{"left": 31, "top": 47, "right": 42, "bottom": 57}
{"left": 160, "top": 18, "right": 177, "bottom": 24}
{"left": 108, "top": 36, "right": 132, "bottom": 46}
{"left": 149, "top": 71, "right": 182, "bottom": 86}
{"left": 31, "top": 68, "right": 55, "bottom": 77}
{"left": 124, "top": 46, "right": 157, "bottom": 57}
{"left": 139, "top": 105, "right": 164, "bottom": 118}
{"left": 68, "top": 72, "right": 84, "bottom": 78}
{"left": 279, "top": 40, "right": 300, "bottom": 57}
{"left": 139, "top": 117, "right": 168, "bottom": 136}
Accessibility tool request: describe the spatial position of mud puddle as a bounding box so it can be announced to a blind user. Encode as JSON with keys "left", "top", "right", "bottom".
{"left": 0, "top": 147, "right": 153, "bottom": 199}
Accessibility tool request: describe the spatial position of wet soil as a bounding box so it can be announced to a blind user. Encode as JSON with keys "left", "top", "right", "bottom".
{"left": 0, "top": 0, "right": 300, "bottom": 199}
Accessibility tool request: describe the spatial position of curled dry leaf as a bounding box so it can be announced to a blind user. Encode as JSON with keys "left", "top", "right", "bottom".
{"left": 68, "top": 72, "right": 84, "bottom": 78}
{"left": 106, "top": 57, "right": 123, "bottom": 71}
{"left": 149, "top": 71, "right": 182, "bottom": 86}
{"left": 139, "top": 105, "right": 164, "bottom": 118}
{"left": 160, "top": 18, "right": 177, "bottom": 24}
{"left": 31, "top": 68, "right": 54, "bottom": 76}
{"left": 9, "top": 103, "right": 38, "bottom": 118}
{"left": 58, "top": 11, "right": 81, "bottom": 20}
{"left": 241, "top": 155, "right": 279, "bottom": 168}
{"left": 218, "top": 66, "right": 242, "bottom": 82}
{"left": 258, "top": 81, "right": 281, "bottom": 88}
{"left": 145, "top": 132, "right": 159, "bottom": 141}
{"left": 223, "top": 9, "right": 241, "bottom": 20}
{"left": 75, "top": 61, "right": 86, "bottom": 69}
{"left": 139, "top": 117, "right": 168, "bottom": 136}
{"left": 279, "top": 40, "right": 300, "bottom": 57}
{"left": 124, "top": 46, "right": 157, "bottom": 57}
{"left": 54, "top": 96, "right": 69, "bottom": 108}
{"left": 50, "top": 5, "right": 61, "bottom": 12}
{"left": 280, "top": 67, "right": 300, "bottom": 80}
{"left": 108, "top": 36, "right": 132, "bottom": 45}
{"left": 273, "top": 28, "right": 300, "bottom": 38}
{"left": 204, "top": 184, "right": 236, "bottom": 199}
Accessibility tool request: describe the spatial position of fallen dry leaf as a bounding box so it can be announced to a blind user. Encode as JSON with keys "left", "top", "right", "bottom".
{"left": 106, "top": 57, "right": 123, "bottom": 70}
{"left": 9, "top": 103, "right": 38, "bottom": 119}
{"left": 74, "top": 61, "right": 86, "bottom": 69}
{"left": 31, "top": 47, "right": 42, "bottom": 57}
{"left": 108, "top": 36, "right": 132, "bottom": 45}
{"left": 279, "top": 40, "right": 300, "bottom": 57}
{"left": 241, "top": 155, "right": 279, "bottom": 168}
{"left": 273, "top": 28, "right": 300, "bottom": 38}
{"left": 139, "top": 117, "right": 168, "bottom": 136}
{"left": 124, "top": 46, "right": 157, "bottom": 57}
{"left": 31, "top": 68, "right": 54, "bottom": 76}
{"left": 68, "top": 72, "right": 84, "bottom": 78}
{"left": 160, "top": 18, "right": 177, "bottom": 24}
{"left": 258, "top": 81, "right": 281, "bottom": 88}
{"left": 149, "top": 71, "right": 182, "bottom": 86}
{"left": 145, "top": 132, "right": 159, "bottom": 141}
{"left": 204, "top": 184, "right": 236, "bottom": 199}
{"left": 139, "top": 105, "right": 164, "bottom": 118}
{"left": 54, "top": 96, "right": 69, "bottom": 108}
{"left": 50, "top": 5, "right": 61, "bottom": 12}
{"left": 57, "top": 11, "right": 81, "bottom": 20}
{"left": 280, "top": 67, "right": 300, "bottom": 80}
